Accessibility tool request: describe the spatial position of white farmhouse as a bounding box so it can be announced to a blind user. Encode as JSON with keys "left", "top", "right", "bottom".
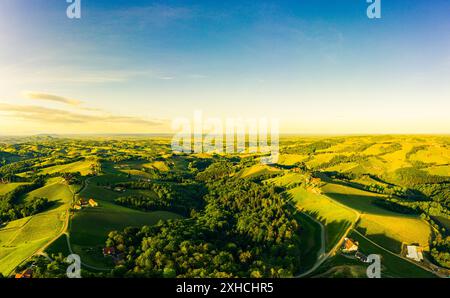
{"left": 406, "top": 245, "right": 423, "bottom": 262}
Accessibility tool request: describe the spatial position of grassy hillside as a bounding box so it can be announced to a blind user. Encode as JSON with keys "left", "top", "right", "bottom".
{"left": 288, "top": 187, "right": 358, "bottom": 251}
{"left": 69, "top": 175, "right": 182, "bottom": 269}
{"left": 0, "top": 183, "right": 29, "bottom": 195}
{"left": 313, "top": 231, "right": 436, "bottom": 278}
{"left": 39, "top": 159, "right": 96, "bottom": 175}
{"left": 322, "top": 183, "right": 432, "bottom": 253}
{"left": 0, "top": 178, "right": 73, "bottom": 275}
{"left": 0, "top": 135, "right": 448, "bottom": 277}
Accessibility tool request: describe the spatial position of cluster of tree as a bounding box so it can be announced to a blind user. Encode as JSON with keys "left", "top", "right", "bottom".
{"left": 430, "top": 236, "right": 450, "bottom": 269}
{"left": 372, "top": 198, "right": 419, "bottom": 215}
{"left": 14, "top": 254, "right": 71, "bottom": 278}
{"left": 0, "top": 159, "right": 36, "bottom": 180}
{"left": 412, "top": 183, "right": 449, "bottom": 208}
{"left": 420, "top": 214, "right": 450, "bottom": 269}
{"left": 393, "top": 167, "right": 449, "bottom": 187}
{"left": 352, "top": 181, "right": 418, "bottom": 199}
{"left": 0, "top": 156, "right": 85, "bottom": 183}
{"left": 281, "top": 141, "right": 332, "bottom": 155}
{"left": 114, "top": 181, "right": 205, "bottom": 216}
{"left": 0, "top": 196, "right": 51, "bottom": 222}
{"left": 316, "top": 154, "right": 369, "bottom": 170}
{"left": 354, "top": 142, "right": 376, "bottom": 152}
{"left": 105, "top": 177, "right": 301, "bottom": 277}
{"left": 405, "top": 145, "right": 428, "bottom": 160}
{"left": 195, "top": 161, "right": 235, "bottom": 181}
{"left": 0, "top": 151, "right": 22, "bottom": 166}
{"left": 61, "top": 172, "right": 82, "bottom": 185}
{"left": 153, "top": 170, "right": 194, "bottom": 183}
{"left": 188, "top": 159, "right": 213, "bottom": 173}
{"left": 0, "top": 178, "right": 49, "bottom": 221}
{"left": 378, "top": 142, "right": 402, "bottom": 155}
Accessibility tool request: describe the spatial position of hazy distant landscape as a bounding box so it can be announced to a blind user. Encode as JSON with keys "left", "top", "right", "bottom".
{"left": 1, "top": 0, "right": 449, "bottom": 283}
{"left": 0, "top": 135, "right": 448, "bottom": 278}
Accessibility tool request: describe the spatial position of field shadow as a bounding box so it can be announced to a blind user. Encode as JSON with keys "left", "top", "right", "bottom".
{"left": 324, "top": 192, "right": 398, "bottom": 216}
{"left": 356, "top": 227, "right": 402, "bottom": 254}
{"left": 45, "top": 200, "right": 64, "bottom": 212}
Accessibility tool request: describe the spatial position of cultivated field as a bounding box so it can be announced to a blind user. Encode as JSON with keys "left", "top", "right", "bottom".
{"left": 0, "top": 135, "right": 448, "bottom": 277}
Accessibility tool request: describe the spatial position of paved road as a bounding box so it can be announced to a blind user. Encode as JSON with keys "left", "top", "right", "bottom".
{"left": 295, "top": 212, "right": 326, "bottom": 277}
{"left": 296, "top": 191, "right": 360, "bottom": 278}
{"left": 296, "top": 212, "right": 360, "bottom": 278}
{"left": 296, "top": 187, "right": 443, "bottom": 278}
{"left": 34, "top": 176, "right": 112, "bottom": 272}
{"left": 353, "top": 229, "right": 445, "bottom": 278}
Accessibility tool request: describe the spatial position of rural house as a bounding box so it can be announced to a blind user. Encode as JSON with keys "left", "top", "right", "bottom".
{"left": 342, "top": 238, "right": 359, "bottom": 253}
{"left": 406, "top": 245, "right": 423, "bottom": 262}
{"left": 79, "top": 198, "right": 89, "bottom": 206}
{"left": 103, "top": 246, "right": 116, "bottom": 256}
{"left": 88, "top": 198, "right": 98, "bottom": 207}
{"left": 15, "top": 268, "right": 33, "bottom": 279}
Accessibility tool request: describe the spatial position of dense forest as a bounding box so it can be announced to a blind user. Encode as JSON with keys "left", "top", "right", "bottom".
{"left": 114, "top": 181, "right": 206, "bottom": 216}
{"left": 0, "top": 178, "right": 52, "bottom": 222}
{"left": 106, "top": 174, "right": 301, "bottom": 277}
{"left": 1, "top": 136, "right": 449, "bottom": 278}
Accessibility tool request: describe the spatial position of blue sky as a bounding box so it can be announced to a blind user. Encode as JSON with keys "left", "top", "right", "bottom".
{"left": 0, "top": 0, "right": 449, "bottom": 134}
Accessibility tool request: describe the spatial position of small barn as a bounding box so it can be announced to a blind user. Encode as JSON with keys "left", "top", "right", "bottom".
{"left": 15, "top": 268, "right": 33, "bottom": 279}
{"left": 342, "top": 238, "right": 359, "bottom": 253}
{"left": 88, "top": 198, "right": 98, "bottom": 207}
{"left": 406, "top": 245, "right": 423, "bottom": 262}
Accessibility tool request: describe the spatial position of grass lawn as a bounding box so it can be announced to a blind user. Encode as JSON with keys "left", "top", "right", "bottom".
{"left": 409, "top": 145, "right": 450, "bottom": 165}
{"left": 70, "top": 180, "right": 182, "bottom": 268}
{"left": 0, "top": 179, "right": 73, "bottom": 275}
{"left": 45, "top": 234, "right": 71, "bottom": 257}
{"left": 143, "top": 161, "right": 170, "bottom": 171}
{"left": 288, "top": 187, "right": 357, "bottom": 252}
{"left": 267, "top": 172, "right": 305, "bottom": 187}
{"left": 239, "top": 164, "right": 280, "bottom": 178}
{"left": 350, "top": 231, "right": 435, "bottom": 278}
{"left": 277, "top": 154, "right": 308, "bottom": 166}
{"left": 0, "top": 182, "right": 29, "bottom": 195}
{"left": 39, "top": 159, "right": 96, "bottom": 175}
{"left": 322, "top": 183, "right": 432, "bottom": 253}
{"left": 425, "top": 165, "right": 450, "bottom": 176}
{"left": 70, "top": 202, "right": 182, "bottom": 268}
{"left": 295, "top": 212, "right": 322, "bottom": 273}
{"left": 312, "top": 230, "right": 436, "bottom": 278}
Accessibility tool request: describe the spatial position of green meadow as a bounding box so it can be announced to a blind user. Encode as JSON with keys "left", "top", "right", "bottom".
{"left": 0, "top": 135, "right": 448, "bottom": 277}
{"left": 0, "top": 178, "right": 72, "bottom": 275}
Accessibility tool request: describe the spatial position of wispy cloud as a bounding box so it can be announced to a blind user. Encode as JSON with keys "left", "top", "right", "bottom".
{"left": 0, "top": 103, "right": 163, "bottom": 126}
{"left": 22, "top": 91, "right": 82, "bottom": 106}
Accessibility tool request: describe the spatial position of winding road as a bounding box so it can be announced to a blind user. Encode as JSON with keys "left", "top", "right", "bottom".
{"left": 295, "top": 188, "right": 444, "bottom": 278}
{"left": 33, "top": 176, "right": 111, "bottom": 271}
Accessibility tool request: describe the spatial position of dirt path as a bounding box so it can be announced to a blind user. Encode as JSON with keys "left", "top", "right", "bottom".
{"left": 32, "top": 176, "right": 92, "bottom": 258}
{"left": 28, "top": 176, "right": 111, "bottom": 272}
{"left": 295, "top": 189, "right": 361, "bottom": 278}
{"left": 296, "top": 212, "right": 360, "bottom": 278}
